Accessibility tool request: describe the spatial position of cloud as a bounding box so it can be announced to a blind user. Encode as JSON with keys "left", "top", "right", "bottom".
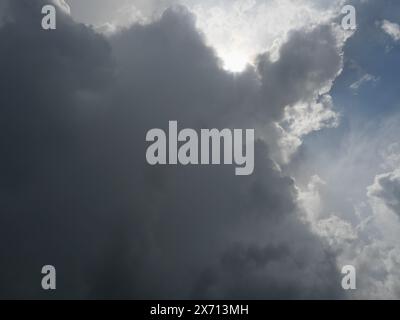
{"left": 189, "top": 0, "right": 344, "bottom": 72}
{"left": 363, "top": 161, "right": 400, "bottom": 298}
{"left": 350, "top": 73, "right": 379, "bottom": 92}
{"left": 278, "top": 0, "right": 400, "bottom": 300}
{"left": 254, "top": 24, "right": 347, "bottom": 163}
{"left": 293, "top": 111, "right": 400, "bottom": 299}
{"left": 257, "top": 25, "right": 343, "bottom": 121}
{"left": 52, "top": 0, "right": 71, "bottom": 14}
{"left": 66, "top": 0, "right": 345, "bottom": 72}
{"left": 381, "top": 19, "right": 400, "bottom": 42}
{"left": 368, "top": 170, "right": 400, "bottom": 217}
{"left": 0, "top": 0, "right": 348, "bottom": 299}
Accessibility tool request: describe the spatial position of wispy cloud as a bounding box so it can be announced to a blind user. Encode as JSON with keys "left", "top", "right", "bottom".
{"left": 350, "top": 73, "right": 379, "bottom": 92}
{"left": 381, "top": 19, "right": 400, "bottom": 42}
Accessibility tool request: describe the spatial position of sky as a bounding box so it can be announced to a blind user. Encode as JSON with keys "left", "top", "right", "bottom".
{"left": 0, "top": 0, "right": 400, "bottom": 299}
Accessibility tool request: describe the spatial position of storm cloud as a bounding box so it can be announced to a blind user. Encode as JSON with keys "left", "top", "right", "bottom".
{"left": 0, "top": 0, "right": 348, "bottom": 299}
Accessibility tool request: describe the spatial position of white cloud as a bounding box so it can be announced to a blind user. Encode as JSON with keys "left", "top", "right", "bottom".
{"left": 381, "top": 19, "right": 400, "bottom": 42}
{"left": 191, "top": 0, "right": 344, "bottom": 72}
{"left": 295, "top": 114, "right": 400, "bottom": 299}
{"left": 52, "top": 0, "right": 71, "bottom": 15}
{"left": 298, "top": 169, "right": 400, "bottom": 299}
{"left": 273, "top": 95, "right": 340, "bottom": 164}
{"left": 350, "top": 73, "right": 379, "bottom": 92}
{"left": 368, "top": 169, "right": 400, "bottom": 217}
{"left": 284, "top": 95, "right": 339, "bottom": 139}
{"left": 298, "top": 175, "right": 357, "bottom": 250}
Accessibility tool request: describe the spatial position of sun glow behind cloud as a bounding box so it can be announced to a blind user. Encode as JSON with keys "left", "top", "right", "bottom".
{"left": 190, "top": 0, "right": 342, "bottom": 72}
{"left": 221, "top": 50, "right": 250, "bottom": 72}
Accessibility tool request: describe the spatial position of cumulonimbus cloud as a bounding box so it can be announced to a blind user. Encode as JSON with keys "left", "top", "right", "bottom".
{"left": 0, "top": 0, "right": 350, "bottom": 299}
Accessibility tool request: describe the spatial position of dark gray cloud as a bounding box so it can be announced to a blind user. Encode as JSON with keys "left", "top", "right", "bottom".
{"left": 0, "top": 0, "right": 344, "bottom": 299}
{"left": 257, "top": 25, "right": 342, "bottom": 121}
